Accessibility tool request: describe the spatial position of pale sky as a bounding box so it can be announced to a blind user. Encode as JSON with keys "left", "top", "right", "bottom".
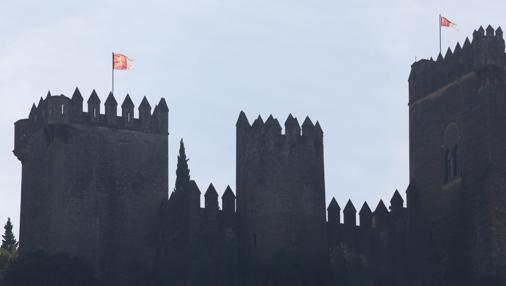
{"left": 1, "top": 0, "right": 504, "bottom": 237}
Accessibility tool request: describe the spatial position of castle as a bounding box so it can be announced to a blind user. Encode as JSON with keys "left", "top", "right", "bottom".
{"left": 12, "top": 26, "right": 506, "bottom": 285}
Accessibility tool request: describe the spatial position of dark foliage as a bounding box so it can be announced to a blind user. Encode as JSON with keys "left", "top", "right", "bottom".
{"left": 1, "top": 218, "right": 17, "bottom": 252}
{"left": 2, "top": 251, "right": 98, "bottom": 286}
{"left": 328, "top": 245, "right": 374, "bottom": 286}
{"left": 175, "top": 139, "right": 190, "bottom": 193}
{"left": 155, "top": 227, "right": 243, "bottom": 286}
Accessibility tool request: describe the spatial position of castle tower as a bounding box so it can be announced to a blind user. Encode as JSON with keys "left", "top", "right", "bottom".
{"left": 408, "top": 26, "right": 506, "bottom": 284}
{"left": 13, "top": 90, "right": 169, "bottom": 282}
{"left": 236, "top": 112, "right": 327, "bottom": 261}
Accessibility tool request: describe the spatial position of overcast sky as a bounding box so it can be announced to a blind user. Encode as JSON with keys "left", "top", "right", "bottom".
{"left": 1, "top": 0, "right": 504, "bottom": 236}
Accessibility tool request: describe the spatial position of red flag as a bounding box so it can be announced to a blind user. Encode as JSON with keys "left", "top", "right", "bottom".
{"left": 440, "top": 16, "right": 458, "bottom": 30}
{"left": 113, "top": 53, "right": 132, "bottom": 70}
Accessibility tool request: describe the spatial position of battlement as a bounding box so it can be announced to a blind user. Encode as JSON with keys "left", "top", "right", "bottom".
{"left": 19, "top": 88, "right": 169, "bottom": 134}
{"left": 167, "top": 181, "right": 237, "bottom": 213}
{"left": 164, "top": 181, "right": 238, "bottom": 236}
{"left": 327, "top": 189, "right": 407, "bottom": 230}
{"left": 409, "top": 25, "right": 505, "bottom": 104}
{"left": 237, "top": 111, "right": 322, "bottom": 136}
{"left": 236, "top": 112, "right": 323, "bottom": 159}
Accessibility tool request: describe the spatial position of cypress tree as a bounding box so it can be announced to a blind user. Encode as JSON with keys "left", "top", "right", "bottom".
{"left": 1, "top": 218, "right": 18, "bottom": 252}
{"left": 175, "top": 139, "right": 190, "bottom": 193}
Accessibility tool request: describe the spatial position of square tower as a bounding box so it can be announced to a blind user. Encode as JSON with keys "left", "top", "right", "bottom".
{"left": 407, "top": 26, "right": 506, "bottom": 285}
{"left": 236, "top": 113, "right": 327, "bottom": 263}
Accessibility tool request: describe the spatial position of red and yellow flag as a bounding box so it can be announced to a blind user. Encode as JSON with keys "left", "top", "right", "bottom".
{"left": 113, "top": 53, "right": 133, "bottom": 70}
{"left": 440, "top": 16, "right": 458, "bottom": 30}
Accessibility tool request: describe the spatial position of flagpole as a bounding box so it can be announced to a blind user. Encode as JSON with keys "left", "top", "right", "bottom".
{"left": 439, "top": 14, "right": 442, "bottom": 55}
{"left": 112, "top": 52, "right": 115, "bottom": 95}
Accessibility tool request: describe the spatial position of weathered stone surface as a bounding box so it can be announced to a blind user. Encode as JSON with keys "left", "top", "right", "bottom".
{"left": 14, "top": 93, "right": 168, "bottom": 282}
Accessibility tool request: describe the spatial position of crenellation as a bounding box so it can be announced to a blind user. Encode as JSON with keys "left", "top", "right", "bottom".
{"left": 121, "top": 94, "right": 134, "bottom": 126}
{"left": 138, "top": 96, "right": 152, "bottom": 129}
{"left": 150, "top": 105, "right": 160, "bottom": 133}
{"left": 236, "top": 111, "right": 250, "bottom": 129}
{"left": 17, "top": 89, "right": 168, "bottom": 134}
{"left": 474, "top": 26, "right": 485, "bottom": 38}
{"left": 104, "top": 92, "right": 118, "bottom": 125}
{"left": 37, "top": 96, "right": 44, "bottom": 109}
{"left": 445, "top": 47, "right": 453, "bottom": 59}
{"left": 87, "top": 89, "right": 100, "bottom": 122}
{"left": 359, "top": 202, "right": 372, "bottom": 228}
{"left": 409, "top": 25, "right": 505, "bottom": 104}
{"left": 251, "top": 115, "right": 264, "bottom": 135}
{"left": 222, "top": 185, "right": 236, "bottom": 213}
{"left": 343, "top": 200, "right": 357, "bottom": 227}
{"left": 326, "top": 191, "right": 407, "bottom": 230}
{"left": 284, "top": 113, "right": 301, "bottom": 140}
{"left": 389, "top": 189, "right": 403, "bottom": 210}
{"left": 264, "top": 115, "right": 281, "bottom": 135}
{"left": 454, "top": 42, "right": 462, "bottom": 54}
{"left": 71, "top": 87, "right": 83, "bottom": 118}
{"left": 314, "top": 121, "right": 323, "bottom": 136}
{"left": 39, "top": 94, "right": 71, "bottom": 125}
{"left": 486, "top": 25, "right": 495, "bottom": 37}
{"left": 38, "top": 95, "right": 48, "bottom": 120}
{"left": 204, "top": 183, "right": 219, "bottom": 212}
{"left": 463, "top": 36, "right": 471, "bottom": 49}
{"left": 28, "top": 103, "right": 37, "bottom": 122}
{"left": 188, "top": 180, "right": 202, "bottom": 210}
{"left": 154, "top": 98, "right": 169, "bottom": 134}
{"left": 327, "top": 197, "right": 340, "bottom": 225}
{"left": 373, "top": 200, "right": 389, "bottom": 229}
{"left": 497, "top": 26, "right": 503, "bottom": 37}
{"left": 237, "top": 113, "right": 323, "bottom": 155}
{"left": 301, "top": 116, "right": 315, "bottom": 136}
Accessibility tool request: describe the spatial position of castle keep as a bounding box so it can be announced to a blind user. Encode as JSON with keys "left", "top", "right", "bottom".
{"left": 12, "top": 26, "right": 506, "bottom": 285}
{"left": 408, "top": 25, "right": 506, "bottom": 285}
{"left": 14, "top": 90, "right": 169, "bottom": 281}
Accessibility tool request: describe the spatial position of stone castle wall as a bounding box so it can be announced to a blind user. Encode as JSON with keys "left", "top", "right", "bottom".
{"left": 14, "top": 90, "right": 169, "bottom": 282}
{"left": 13, "top": 24, "right": 506, "bottom": 286}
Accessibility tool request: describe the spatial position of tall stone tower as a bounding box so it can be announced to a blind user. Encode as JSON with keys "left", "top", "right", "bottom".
{"left": 408, "top": 26, "right": 506, "bottom": 284}
{"left": 13, "top": 89, "right": 169, "bottom": 281}
{"left": 236, "top": 112, "right": 327, "bottom": 261}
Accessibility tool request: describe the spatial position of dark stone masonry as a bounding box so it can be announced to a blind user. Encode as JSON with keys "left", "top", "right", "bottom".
{"left": 12, "top": 26, "right": 506, "bottom": 285}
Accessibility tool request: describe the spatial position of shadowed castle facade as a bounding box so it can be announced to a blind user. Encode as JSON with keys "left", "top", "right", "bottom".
{"left": 12, "top": 26, "right": 506, "bottom": 285}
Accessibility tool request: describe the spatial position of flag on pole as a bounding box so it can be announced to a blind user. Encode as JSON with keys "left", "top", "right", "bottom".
{"left": 440, "top": 16, "right": 458, "bottom": 30}
{"left": 112, "top": 52, "right": 133, "bottom": 95}
{"left": 113, "top": 53, "right": 133, "bottom": 70}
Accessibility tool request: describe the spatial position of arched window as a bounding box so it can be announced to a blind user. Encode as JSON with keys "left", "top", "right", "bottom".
{"left": 453, "top": 145, "right": 460, "bottom": 177}
{"left": 445, "top": 148, "right": 455, "bottom": 180}
{"left": 445, "top": 145, "right": 460, "bottom": 181}
{"left": 443, "top": 123, "right": 461, "bottom": 182}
